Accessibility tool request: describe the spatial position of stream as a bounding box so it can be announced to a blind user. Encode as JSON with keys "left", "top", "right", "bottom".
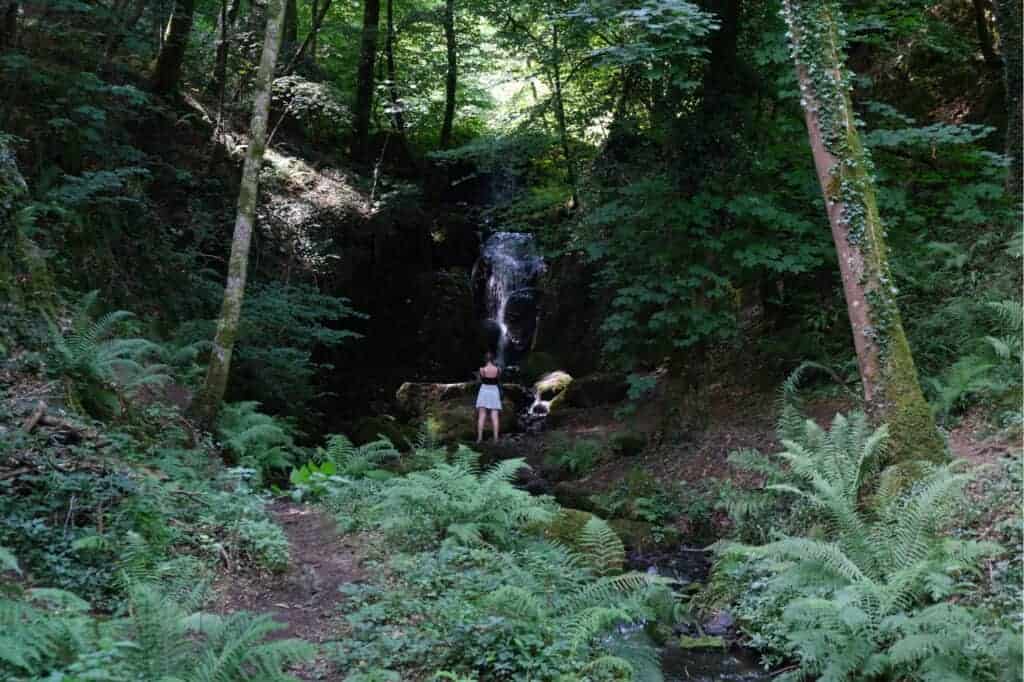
{"left": 473, "top": 231, "right": 771, "bottom": 680}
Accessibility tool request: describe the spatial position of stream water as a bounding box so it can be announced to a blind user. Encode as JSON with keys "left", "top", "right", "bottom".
{"left": 474, "top": 231, "right": 545, "bottom": 369}
{"left": 473, "top": 233, "right": 769, "bottom": 681}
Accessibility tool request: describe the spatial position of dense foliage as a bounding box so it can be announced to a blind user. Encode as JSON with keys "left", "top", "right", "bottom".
{"left": 0, "top": 0, "right": 1020, "bottom": 678}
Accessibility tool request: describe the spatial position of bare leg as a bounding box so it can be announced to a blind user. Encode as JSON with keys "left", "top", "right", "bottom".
{"left": 476, "top": 408, "right": 486, "bottom": 443}
{"left": 491, "top": 409, "right": 500, "bottom": 442}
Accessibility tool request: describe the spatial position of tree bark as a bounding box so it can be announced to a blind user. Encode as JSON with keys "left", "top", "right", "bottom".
{"left": 550, "top": 24, "right": 578, "bottom": 208}
{"left": 284, "top": 0, "right": 330, "bottom": 73}
{"left": 384, "top": 0, "right": 404, "bottom": 133}
{"left": 208, "top": 0, "right": 241, "bottom": 101}
{"left": 309, "top": 0, "right": 318, "bottom": 61}
{"left": 994, "top": 0, "right": 1022, "bottom": 196}
{"left": 193, "top": 0, "right": 287, "bottom": 426}
{"left": 439, "top": 0, "right": 456, "bottom": 148}
{"left": 151, "top": 0, "right": 196, "bottom": 95}
{"left": 0, "top": 0, "right": 17, "bottom": 51}
{"left": 972, "top": 0, "right": 1002, "bottom": 69}
{"left": 781, "top": 0, "right": 944, "bottom": 464}
{"left": 352, "top": 0, "right": 381, "bottom": 160}
{"left": 283, "top": 0, "right": 297, "bottom": 47}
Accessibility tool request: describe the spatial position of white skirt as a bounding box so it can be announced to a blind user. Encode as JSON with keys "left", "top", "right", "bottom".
{"left": 476, "top": 385, "right": 502, "bottom": 410}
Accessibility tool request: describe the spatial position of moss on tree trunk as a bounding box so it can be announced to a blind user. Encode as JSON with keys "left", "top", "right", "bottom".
{"left": 782, "top": 0, "right": 944, "bottom": 464}
{"left": 193, "top": 0, "right": 287, "bottom": 426}
{"left": 151, "top": 0, "right": 196, "bottom": 95}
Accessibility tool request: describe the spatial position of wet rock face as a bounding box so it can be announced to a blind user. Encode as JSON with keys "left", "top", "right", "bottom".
{"left": 472, "top": 232, "right": 545, "bottom": 368}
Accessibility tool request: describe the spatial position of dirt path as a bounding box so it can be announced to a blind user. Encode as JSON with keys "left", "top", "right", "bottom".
{"left": 216, "top": 500, "right": 364, "bottom": 680}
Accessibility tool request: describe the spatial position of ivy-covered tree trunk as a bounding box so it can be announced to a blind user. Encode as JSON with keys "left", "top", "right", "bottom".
{"left": 151, "top": 0, "right": 196, "bottom": 94}
{"left": 994, "top": 0, "right": 1022, "bottom": 196}
{"left": 194, "top": 0, "right": 286, "bottom": 426}
{"left": 352, "top": 0, "right": 380, "bottom": 160}
{"left": 439, "top": 0, "right": 456, "bottom": 148}
{"left": 781, "top": 0, "right": 944, "bottom": 464}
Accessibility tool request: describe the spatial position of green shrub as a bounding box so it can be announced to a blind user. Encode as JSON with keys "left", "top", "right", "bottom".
{"left": 713, "top": 412, "right": 1018, "bottom": 681}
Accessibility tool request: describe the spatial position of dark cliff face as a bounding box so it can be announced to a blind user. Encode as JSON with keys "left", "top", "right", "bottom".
{"left": 532, "top": 253, "right": 606, "bottom": 377}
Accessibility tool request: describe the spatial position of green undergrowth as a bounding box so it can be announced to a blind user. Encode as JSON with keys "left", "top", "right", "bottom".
{"left": 703, "top": 407, "right": 1022, "bottom": 680}
{"left": 1, "top": 297, "right": 312, "bottom": 679}
{"left": 289, "top": 434, "right": 680, "bottom": 681}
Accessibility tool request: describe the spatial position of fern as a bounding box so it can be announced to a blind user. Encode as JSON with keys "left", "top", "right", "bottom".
{"left": 716, "top": 411, "right": 1013, "bottom": 681}
{"left": 0, "top": 582, "right": 313, "bottom": 680}
{"left": 47, "top": 291, "right": 172, "bottom": 417}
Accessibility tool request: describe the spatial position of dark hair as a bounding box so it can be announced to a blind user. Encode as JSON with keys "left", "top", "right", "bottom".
{"left": 484, "top": 351, "right": 495, "bottom": 363}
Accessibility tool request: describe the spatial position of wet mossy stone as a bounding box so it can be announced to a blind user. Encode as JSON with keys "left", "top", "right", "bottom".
{"left": 610, "top": 431, "right": 646, "bottom": 457}
{"left": 535, "top": 371, "right": 573, "bottom": 401}
{"left": 678, "top": 635, "right": 726, "bottom": 650}
{"left": 351, "top": 416, "right": 412, "bottom": 451}
{"left": 563, "top": 373, "right": 629, "bottom": 408}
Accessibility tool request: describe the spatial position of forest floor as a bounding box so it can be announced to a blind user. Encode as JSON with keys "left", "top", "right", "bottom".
{"left": 213, "top": 501, "right": 367, "bottom": 680}
{"left": 196, "top": 389, "right": 1020, "bottom": 681}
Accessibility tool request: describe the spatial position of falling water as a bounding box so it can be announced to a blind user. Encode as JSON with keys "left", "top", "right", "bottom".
{"left": 475, "top": 232, "right": 545, "bottom": 368}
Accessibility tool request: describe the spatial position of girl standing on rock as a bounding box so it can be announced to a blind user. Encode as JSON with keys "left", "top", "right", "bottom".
{"left": 476, "top": 352, "right": 502, "bottom": 443}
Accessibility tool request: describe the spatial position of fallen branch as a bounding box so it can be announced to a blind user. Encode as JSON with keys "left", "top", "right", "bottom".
{"left": 21, "top": 401, "right": 47, "bottom": 432}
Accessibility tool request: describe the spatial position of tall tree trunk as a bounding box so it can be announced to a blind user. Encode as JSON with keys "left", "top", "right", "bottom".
{"left": 352, "top": 0, "right": 380, "bottom": 160}
{"left": 781, "top": 0, "right": 944, "bottom": 464}
{"left": 193, "top": 0, "right": 287, "bottom": 426}
{"left": 550, "top": 24, "right": 578, "bottom": 208}
{"left": 284, "top": 0, "right": 330, "bottom": 73}
{"left": 208, "top": 0, "right": 241, "bottom": 101}
{"left": 972, "top": 0, "right": 1002, "bottom": 68}
{"left": 308, "top": 0, "right": 318, "bottom": 61}
{"left": 283, "top": 0, "right": 297, "bottom": 47}
{"left": 384, "top": 0, "right": 404, "bottom": 133}
{"left": 994, "top": 0, "right": 1022, "bottom": 196}
{"left": 439, "top": 0, "right": 456, "bottom": 148}
{"left": 0, "top": 0, "right": 17, "bottom": 50}
{"left": 151, "top": 0, "right": 196, "bottom": 95}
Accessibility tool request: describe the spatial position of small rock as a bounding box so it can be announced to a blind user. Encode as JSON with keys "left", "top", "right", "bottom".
{"left": 702, "top": 610, "right": 735, "bottom": 636}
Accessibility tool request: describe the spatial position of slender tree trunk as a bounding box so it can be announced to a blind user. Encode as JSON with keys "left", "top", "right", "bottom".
{"left": 439, "top": 0, "right": 456, "bottom": 148}
{"left": 972, "top": 0, "right": 1002, "bottom": 68}
{"left": 151, "top": 0, "right": 196, "bottom": 95}
{"left": 550, "top": 25, "right": 578, "bottom": 208}
{"left": 284, "top": 0, "right": 330, "bottom": 72}
{"left": 208, "top": 0, "right": 241, "bottom": 100}
{"left": 283, "top": 0, "right": 297, "bottom": 47}
{"left": 193, "top": 0, "right": 287, "bottom": 426}
{"left": 309, "top": 0, "right": 318, "bottom": 61}
{"left": 781, "top": 0, "right": 944, "bottom": 464}
{"left": 994, "top": 0, "right": 1022, "bottom": 196}
{"left": 0, "top": 0, "right": 17, "bottom": 50}
{"left": 384, "top": 0, "right": 404, "bottom": 133}
{"left": 352, "top": 0, "right": 380, "bottom": 160}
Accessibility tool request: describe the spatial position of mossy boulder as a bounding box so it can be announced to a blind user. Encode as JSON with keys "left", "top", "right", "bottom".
{"left": 552, "top": 481, "right": 599, "bottom": 512}
{"left": 609, "top": 430, "right": 647, "bottom": 457}
{"left": 351, "top": 416, "right": 413, "bottom": 451}
{"left": 429, "top": 395, "right": 518, "bottom": 443}
{"left": 395, "top": 381, "right": 476, "bottom": 418}
{"left": 563, "top": 372, "right": 629, "bottom": 408}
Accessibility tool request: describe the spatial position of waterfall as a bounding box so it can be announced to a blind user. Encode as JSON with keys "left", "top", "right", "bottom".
{"left": 474, "top": 232, "right": 544, "bottom": 368}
